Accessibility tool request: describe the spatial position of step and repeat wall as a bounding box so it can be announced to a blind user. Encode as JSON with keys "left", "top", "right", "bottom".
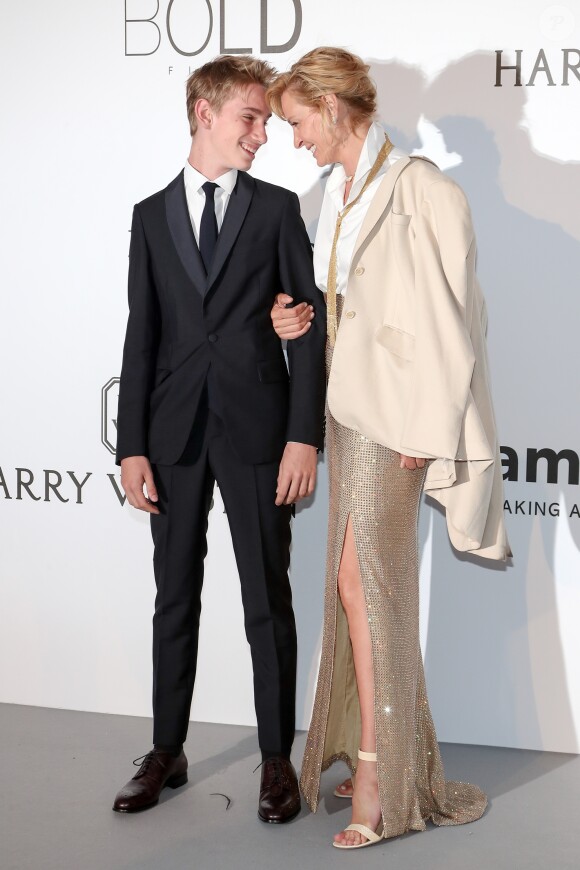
{"left": 2, "top": 1, "right": 579, "bottom": 752}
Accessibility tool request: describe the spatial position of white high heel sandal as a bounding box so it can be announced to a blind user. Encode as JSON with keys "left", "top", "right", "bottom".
{"left": 332, "top": 750, "right": 384, "bottom": 849}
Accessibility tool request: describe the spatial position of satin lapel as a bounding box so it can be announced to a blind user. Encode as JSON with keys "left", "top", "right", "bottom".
{"left": 165, "top": 171, "right": 206, "bottom": 296}
{"left": 350, "top": 156, "right": 412, "bottom": 264}
{"left": 206, "top": 172, "right": 254, "bottom": 294}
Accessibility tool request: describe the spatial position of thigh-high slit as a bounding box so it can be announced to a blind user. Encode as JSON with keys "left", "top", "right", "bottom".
{"left": 299, "top": 295, "right": 487, "bottom": 838}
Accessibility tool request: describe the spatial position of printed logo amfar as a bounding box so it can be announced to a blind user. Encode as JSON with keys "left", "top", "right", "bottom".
{"left": 101, "top": 378, "right": 120, "bottom": 455}
{"left": 125, "top": 0, "right": 303, "bottom": 57}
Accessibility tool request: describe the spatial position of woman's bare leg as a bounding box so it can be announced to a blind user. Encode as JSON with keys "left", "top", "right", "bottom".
{"left": 333, "top": 516, "right": 381, "bottom": 847}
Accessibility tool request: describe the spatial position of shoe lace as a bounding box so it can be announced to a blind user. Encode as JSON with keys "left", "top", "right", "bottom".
{"left": 253, "top": 757, "right": 285, "bottom": 787}
{"left": 132, "top": 751, "right": 165, "bottom": 776}
{"left": 209, "top": 792, "right": 232, "bottom": 810}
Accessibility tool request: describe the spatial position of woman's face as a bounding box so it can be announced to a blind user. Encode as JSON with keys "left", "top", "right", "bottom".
{"left": 280, "top": 90, "right": 339, "bottom": 167}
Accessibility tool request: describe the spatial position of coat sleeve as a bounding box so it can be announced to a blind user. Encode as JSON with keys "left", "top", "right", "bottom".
{"left": 115, "top": 205, "right": 160, "bottom": 464}
{"left": 277, "top": 192, "right": 326, "bottom": 450}
{"left": 401, "top": 177, "right": 510, "bottom": 560}
{"left": 400, "top": 177, "right": 476, "bottom": 459}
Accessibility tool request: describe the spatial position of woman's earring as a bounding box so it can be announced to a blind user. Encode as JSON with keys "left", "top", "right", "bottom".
{"left": 332, "top": 115, "right": 337, "bottom": 125}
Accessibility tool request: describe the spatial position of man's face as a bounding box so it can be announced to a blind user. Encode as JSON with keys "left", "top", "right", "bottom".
{"left": 206, "top": 83, "right": 270, "bottom": 175}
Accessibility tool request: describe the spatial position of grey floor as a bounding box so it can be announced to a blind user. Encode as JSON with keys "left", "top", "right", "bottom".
{"left": 2, "top": 704, "right": 579, "bottom": 870}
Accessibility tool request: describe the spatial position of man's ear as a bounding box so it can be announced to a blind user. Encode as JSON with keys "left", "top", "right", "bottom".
{"left": 195, "top": 98, "right": 213, "bottom": 130}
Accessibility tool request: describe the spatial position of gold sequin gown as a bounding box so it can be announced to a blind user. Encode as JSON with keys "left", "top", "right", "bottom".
{"left": 299, "top": 295, "right": 487, "bottom": 837}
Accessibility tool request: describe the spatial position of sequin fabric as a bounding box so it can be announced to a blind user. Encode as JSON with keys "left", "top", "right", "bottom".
{"left": 299, "top": 295, "right": 487, "bottom": 838}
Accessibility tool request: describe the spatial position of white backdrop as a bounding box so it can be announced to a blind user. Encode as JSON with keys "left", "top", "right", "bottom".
{"left": 2, "top": 0, "right": 580, "bottom": 753}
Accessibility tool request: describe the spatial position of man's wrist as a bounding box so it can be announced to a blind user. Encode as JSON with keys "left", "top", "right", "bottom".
{"left": 286, "top": 441, "right": 317, "bottom": 449}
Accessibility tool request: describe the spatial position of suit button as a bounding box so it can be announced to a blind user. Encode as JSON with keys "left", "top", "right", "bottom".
{"left": 345, "top": 310, "right": 356, "bottom": 319}
{"left": 208, "top": 333, "right": 218, "bottom": 343}
{"left": 354, "top": 266, "right": 364, "bottom": 276}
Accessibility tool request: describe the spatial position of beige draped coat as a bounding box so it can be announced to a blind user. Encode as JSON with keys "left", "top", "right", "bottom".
{"left": 327, "top": 156, "right": 511, "bottom": 560}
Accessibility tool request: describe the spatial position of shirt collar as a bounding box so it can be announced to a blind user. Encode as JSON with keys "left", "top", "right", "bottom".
{"left": 326, "top": 121, "right": 390, "bottom": 194}
{"left": 184, "top": 161, "right": 238, "bottom": 195}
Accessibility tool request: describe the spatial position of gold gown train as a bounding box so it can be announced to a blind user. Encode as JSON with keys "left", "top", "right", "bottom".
{"left": 299, "top": 296, "right": 487, "bottom": 838}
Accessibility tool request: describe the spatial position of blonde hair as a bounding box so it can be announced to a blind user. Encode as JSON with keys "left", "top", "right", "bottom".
{"left": 186, "top": 55, "right": 276, "bottom": 136}
{"left": 266, "top": 47, "right": 376, "bottom": 129}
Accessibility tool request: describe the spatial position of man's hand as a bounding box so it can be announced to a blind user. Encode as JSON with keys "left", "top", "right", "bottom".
{"left": 276, "top": 442, "right": 317, "bottom": 506}
{"left": 399, "top": 454, "right": 426, "bottom": 471}
{"left": 121, "top": 455, "right": 160, "bottom": 514}
{"left": 271, "top": 293, "right": 314, "bottom": 340}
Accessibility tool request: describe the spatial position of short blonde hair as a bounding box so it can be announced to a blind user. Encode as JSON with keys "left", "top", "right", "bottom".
{"left": 267, "top": 47, "right": 376, "bottom": 129}
{"left": 186, "top": 55, "right": 276, "bottom": 136}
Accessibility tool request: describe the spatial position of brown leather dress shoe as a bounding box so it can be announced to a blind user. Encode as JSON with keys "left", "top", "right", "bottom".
{"left": 113, "top": 749, "right": 188, "bottom": 813}
{"left": 258, "top": 756, "right": 301, "bottom": 823}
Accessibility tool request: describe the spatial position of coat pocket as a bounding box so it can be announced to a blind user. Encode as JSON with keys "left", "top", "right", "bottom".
{"left": 375, "top": 324, "right": 415, "bottom": 361}
{"left": 390, "top": 212, "right": 412, "bottom": 227}
{"left": 257, "top": 357, "right": 289, "bottom": 383}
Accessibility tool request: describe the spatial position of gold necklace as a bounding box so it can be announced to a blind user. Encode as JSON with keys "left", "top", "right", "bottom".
{"left": 326, "top": 135, "right": 393, "bottom": 346}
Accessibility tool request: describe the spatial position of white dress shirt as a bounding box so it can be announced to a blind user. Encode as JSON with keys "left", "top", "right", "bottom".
{"left": 183, "top": 161, "right": 238, "bottom": 243}
{"left": 313, "top": 122, "right": 407, "bottom": 296}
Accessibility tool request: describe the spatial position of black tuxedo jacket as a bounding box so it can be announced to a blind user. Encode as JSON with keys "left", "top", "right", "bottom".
{"left": 116, "top": 170, "right": 326, "bottom": 466}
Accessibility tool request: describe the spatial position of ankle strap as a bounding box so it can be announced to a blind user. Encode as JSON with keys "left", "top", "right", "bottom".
{"left": 357, "top": 749, "right": 377, "bottom": 762}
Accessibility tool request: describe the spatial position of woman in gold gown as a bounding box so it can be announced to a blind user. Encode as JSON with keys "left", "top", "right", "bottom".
{"left": 267, "top": 47, "right": 510, "bottom": 850}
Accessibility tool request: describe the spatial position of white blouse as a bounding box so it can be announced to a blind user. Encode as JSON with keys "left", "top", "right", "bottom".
{"left": 313, "top": 121, "right": 407, "bottom": 296}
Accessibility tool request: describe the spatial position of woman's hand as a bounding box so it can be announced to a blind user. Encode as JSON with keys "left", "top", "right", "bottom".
{"left": 399, "top": 454, "right": 426, "bottom": 470}
{"left": 271, "top": 293, "right": 314, "bottom": 340}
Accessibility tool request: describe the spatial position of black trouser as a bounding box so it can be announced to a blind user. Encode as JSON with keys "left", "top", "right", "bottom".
{"left": 150, "top": 407, "right": 296, "bottom": 757}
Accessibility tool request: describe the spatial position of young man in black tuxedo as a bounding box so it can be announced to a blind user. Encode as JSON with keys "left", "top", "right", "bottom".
{"left": 112, "top": 56, "right": 325, "bottom": 822}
